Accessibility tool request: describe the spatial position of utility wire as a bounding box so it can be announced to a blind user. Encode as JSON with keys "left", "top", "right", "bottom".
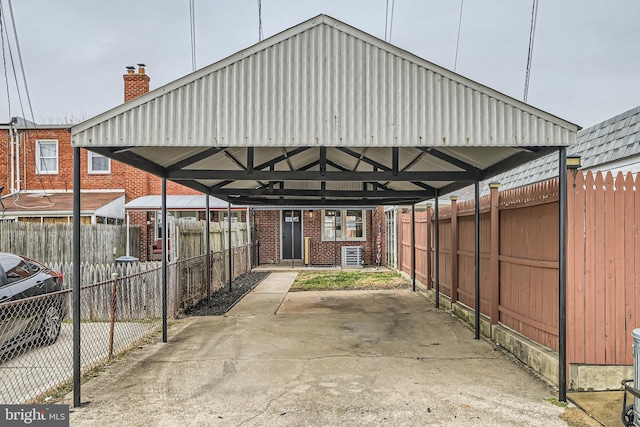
{"left": 2, "top": 0, "right": 56, "bottom": 200}
{"left": 384, "top": 0, "right": 389, "bottom": 41}
{"left": 0, "top": 6, "right": 12, "bottom": 119}
{"left": 384, "top": 0, "right": 396, "bottom": 42}
{"left": 523, "top": 0, "right": 539, "bottom": 103}
{"left": 257, "top": 0, "right": 263, "bottom": 41}
{"left": 189, "top": 0, "right": 196, "bottom": 71}
{"left": 454, "top": 0, "right": 464, "bottom": 72}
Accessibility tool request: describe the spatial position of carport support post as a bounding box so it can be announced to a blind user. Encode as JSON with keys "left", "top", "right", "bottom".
{"left": 434, "top": 190, "right": 440, "bottom": 309}
{"left": 558, "top": 147, "right": 568, "bottom": 402}
{"left": 474, "top": 180, "right": 480, "bottom": 340}
{"left": 228, "top": 203, "right": 232, "bottom": 292}
{"left": 72, "top": 147, "right": 81, "bottom": 408}
{"left": 162, "top": 179, "right": 167, "bottom": 343}
{"left": 411, "top": 203, "right": 416, "bottom": 292}
{"left": 206, "top": 196, "right": 211, "bottom": 306}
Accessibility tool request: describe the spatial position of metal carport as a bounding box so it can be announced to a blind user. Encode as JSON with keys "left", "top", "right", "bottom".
{"left": 70, "top": 14, "right": 578, "bottom": 406}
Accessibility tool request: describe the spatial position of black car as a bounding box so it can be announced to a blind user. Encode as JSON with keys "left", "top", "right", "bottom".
{"left": 0, "top": 253, "right": 67, "bottom": 359}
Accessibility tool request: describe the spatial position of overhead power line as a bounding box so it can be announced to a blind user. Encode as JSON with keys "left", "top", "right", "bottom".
{"left": 190, "top": 0, "right": 196, "bottom": 71}
{"left": 523, "top": 0, "right": 540, "bottom": 103}
{"left": 384, "top": 0, "right": 395, "bottom": 42}
{"left": 454, "top": 0, "right": 464, "bottom": 72}
{"left": 257, "top": 0, "right": 264, "bottom": 41}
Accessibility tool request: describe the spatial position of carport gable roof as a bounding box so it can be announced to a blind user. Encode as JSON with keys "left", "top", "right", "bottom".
{"left": 71, "top": 14, "right": 579, "bottom": 206}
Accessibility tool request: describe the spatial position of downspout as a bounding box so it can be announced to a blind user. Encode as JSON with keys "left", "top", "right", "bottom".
{"left": 10, "top": 125, "right": 15, "bottom": 193}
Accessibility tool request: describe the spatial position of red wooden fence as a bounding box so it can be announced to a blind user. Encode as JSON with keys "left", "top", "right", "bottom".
{"left": 399, "top": 170, "right": 640, "bottom": 366}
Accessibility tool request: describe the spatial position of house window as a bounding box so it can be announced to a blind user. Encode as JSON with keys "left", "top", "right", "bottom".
{"left": 221, "top": 211, "right": 242, "bottom": 223}
{"left": 36, "top": 140, "right": 58, "bottom": 174}
{"left": 322, "top": 209, "right": 366, "bottom": 241}
{"left": 88, "top": 151, "right": 110, "bottom": 174}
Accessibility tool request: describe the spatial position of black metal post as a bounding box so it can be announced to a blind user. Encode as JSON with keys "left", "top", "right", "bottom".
{"left": 72, "top": 147, "right": 81, "bottom": 408}
{"left": 205, "top": 195, "right": 211, "bottom": 306}
{"left": 291, "top": 210, "right": 294, "bottom": 268}
{"left": 411, "top": 203, "right": 416, "bottom": 292}
{"left": 474, "top": 180, "right": 480, "bottom": 340}
{"left": 558, "top": 147, "right": 568, "bottom": 401}
{"left": 228, "top": 203, "right": 232, "bottom": 292}
{"left": 334, "top": 211, "right": 337, "bottom": 267}
{"left": 435, "top": 191, "right": 440, "bottom": 309}
{"left": 162, "top": 179, "right": 167, "bottom": 343}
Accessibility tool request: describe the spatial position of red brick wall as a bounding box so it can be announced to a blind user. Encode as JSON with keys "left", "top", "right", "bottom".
{"left": 255, "top": 210, "right": 280, "bottom": 264}
{"left": 123, "top": 69, "right": 150, "bottom": 102}
{"left": 253, "top": 209, "right": 386, "bottom": 266}
{"left": 0, "top": 128, "right": 198, "bottom": 200}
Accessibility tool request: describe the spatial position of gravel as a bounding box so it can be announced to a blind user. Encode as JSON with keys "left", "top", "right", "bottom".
{"left": 185, "top": 271, "right": 271, "bottom": 316}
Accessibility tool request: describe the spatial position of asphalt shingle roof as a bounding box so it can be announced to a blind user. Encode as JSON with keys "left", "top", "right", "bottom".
{"left": 447, "top": 105, "right": 640, "bottom": 200}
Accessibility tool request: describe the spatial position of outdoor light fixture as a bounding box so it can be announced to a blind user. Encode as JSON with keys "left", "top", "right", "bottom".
{"left": 566, "top": 156, "right": 581, "bottom": 169}
{"left": 567, "top": 156, "right": 581, "bottom": 179}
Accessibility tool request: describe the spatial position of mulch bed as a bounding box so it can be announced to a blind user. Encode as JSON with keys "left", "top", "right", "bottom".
{"left": 185, "top": 271, "right": 270, "bottom": 316}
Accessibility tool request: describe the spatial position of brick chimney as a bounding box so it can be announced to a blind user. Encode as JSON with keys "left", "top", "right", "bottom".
{"left": 123, "top": 64, "right": 150, "bottom": 102}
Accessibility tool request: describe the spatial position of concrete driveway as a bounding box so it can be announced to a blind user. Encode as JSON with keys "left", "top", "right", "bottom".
{"left": 64, "top": 272, "right": 590, "bottom": 426}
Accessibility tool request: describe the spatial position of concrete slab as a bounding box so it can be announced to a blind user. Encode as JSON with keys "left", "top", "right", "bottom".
{"left": 278, "top": 290, "right": 431, "bottom": 314}
{"left": 568, "top": 391, "right": 626, "bottom": 426}
{"left": 63, "top": 273, "right": 596, "bottom": 426}
{"left": 251, "top": 272, "right": 297, "bottom": 293}
{"left": 226, "top": 293, "right": 287, "bottom": 315}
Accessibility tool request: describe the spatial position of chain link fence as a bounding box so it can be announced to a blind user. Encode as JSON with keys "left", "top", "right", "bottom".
{"left": 0, "top": 245, "right": 251, "bottom": 404}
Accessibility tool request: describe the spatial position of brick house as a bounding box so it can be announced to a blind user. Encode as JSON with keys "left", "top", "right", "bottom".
{"left": 253, "top": 207, "right": 386, "bottom": 267}
{"left": 0, "top": 66, "right": 201, "bottom": 259}
{"left": 1, "top": 64, "right": 387, "bottom": 266}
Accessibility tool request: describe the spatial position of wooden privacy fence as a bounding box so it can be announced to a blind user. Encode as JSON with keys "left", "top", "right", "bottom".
{"left": 0, "top": 222, "right": 140, "bottom": 264}
{"left": 399, "top": 170, "right": 640, "bottom": 366}
{"left": 52, "top": 244, "right": 252, "bottom": 321}
{"left": 171, "top": 218, "right": 248, "bottom": 260}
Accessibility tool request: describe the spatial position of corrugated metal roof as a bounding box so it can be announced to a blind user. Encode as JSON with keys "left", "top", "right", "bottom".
{"left": 124, "top": 195, "right": 243, "bottom": 211}
{"left": 69, "top": 14, "right": 579, "bottom": 206}
{"left": 72, "top": 14, "right": 577, "bottom": 149}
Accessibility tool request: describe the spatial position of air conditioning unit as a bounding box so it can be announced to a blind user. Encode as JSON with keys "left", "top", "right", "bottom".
{"left": 341, "top": 246, "right": 363, "bottom": 267}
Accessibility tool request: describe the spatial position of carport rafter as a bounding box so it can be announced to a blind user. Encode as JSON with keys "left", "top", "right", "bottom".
{"left": 214, "top": 188, "right": 434, "bottom": 199}
{"left": 416, "top": 147, "right": 481, "bottom": 175}
{"left": 167, "top": 169, "right": 477, "bottom": 182}
{"left": 227, "top": 196, "right": 424, "bottom": 206}
{"left": 166, "top": 147, "right": 226, "bottom": 171}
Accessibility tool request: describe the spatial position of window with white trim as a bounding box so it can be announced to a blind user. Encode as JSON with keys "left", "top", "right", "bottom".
{"left": 88, "top": 151, "right": 111, "bottom": 174}
{"left": 322, "top": 209, "right": 366, "bottom": 241}
{"left": 36, "top": 140, "right": 58, "bottom": 174}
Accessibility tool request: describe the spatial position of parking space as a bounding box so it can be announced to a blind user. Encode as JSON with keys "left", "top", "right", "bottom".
{"left": 62, "top": 272, "right": 587, "bottom": 426}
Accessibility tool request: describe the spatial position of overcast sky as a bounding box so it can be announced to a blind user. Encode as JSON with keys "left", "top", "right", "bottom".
{"left": 2, "top": 0, "right": 639, "bottom": 129}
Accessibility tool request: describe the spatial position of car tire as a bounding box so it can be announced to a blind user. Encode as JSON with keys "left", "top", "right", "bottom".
{"left": 39, "top": 305, "right": 62, "bottom": 346}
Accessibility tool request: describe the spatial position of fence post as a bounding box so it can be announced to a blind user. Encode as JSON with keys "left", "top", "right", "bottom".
{"left": 108, "top": 272, "right": 118, "bottom": 359}
{"left": 425, "top": 203, "right": 432, "bottom": 289}
{"left": 489, "top": 183, "right": 500, "bottom": 326}
{"left": 397, "top": 211, "right": 403, "bottom": 275}
{"left": 450, "top": 196, "right": 459, "bottom": 303}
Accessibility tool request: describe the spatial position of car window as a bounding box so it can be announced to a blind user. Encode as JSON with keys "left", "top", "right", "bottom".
{"left": 0, "top": 256, "right": 33, "bottom": 284}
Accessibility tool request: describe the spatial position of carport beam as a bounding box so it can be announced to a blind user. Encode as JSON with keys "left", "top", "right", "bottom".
{"left": 206, "top": 195, "right": 211, "bottom": 306}
{"left": 72, "top": 147, "right": 81, "bottom": 408}
{"left": 162, "top": 179, "right": 168, "bottom": 343}
{"left": 435, "top": 190, "right": 440, "bottom": 309}
{"left": 474, "top": 181, "right": 480, "bottom": 340}
{"left": 558, "top": 147, "right": 567, "bottom": 401}
{"left": 228, "top": 203, "right": 232, "bottom": 292}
